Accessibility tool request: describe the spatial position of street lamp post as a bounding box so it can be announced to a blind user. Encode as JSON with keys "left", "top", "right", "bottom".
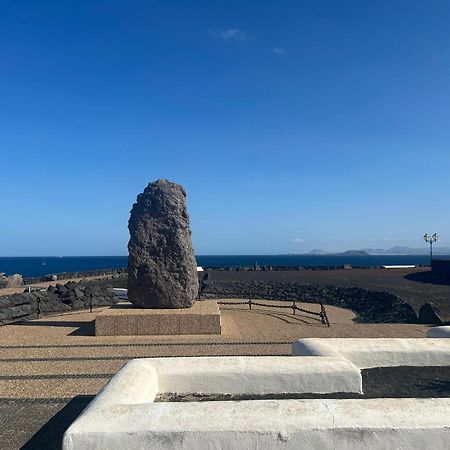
{"left": 423, "top": 233, "right": 438, "bottom": 266}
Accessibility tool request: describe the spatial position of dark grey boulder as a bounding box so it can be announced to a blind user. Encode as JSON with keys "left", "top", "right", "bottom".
{"left": 74, "top": 288, "right": 84, "bottom": 298}
{"left": 71, "top": 299, "right": 85, "bottom": 309}
{"left": 55, "top": 284, "right": 69, "bottom": 296}
{"left": 127, "top": 179, "right": 199, "bottom": 309}
{"left": 418, "top": 302, "right": 444, "bottom": 325}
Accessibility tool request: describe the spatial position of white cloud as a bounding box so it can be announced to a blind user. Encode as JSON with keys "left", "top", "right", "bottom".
{"left": 209, "top": 28, "right": 249, "bottom": 42}
{"left": 291, "top": 237, "right": 304, "bottom": 243}
{"left": 272, "top": 46, "right": 285, "bottom": 55}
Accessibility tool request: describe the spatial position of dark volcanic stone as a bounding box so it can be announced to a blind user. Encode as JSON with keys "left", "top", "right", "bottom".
{"left": 418, "top": 302, "right": 444, "bottom": 325}
{"left": 73, "top": 288, "right": 84, "bottom": 298}
{"left": 127, "top": 179, "right": 199, "bottom": 309}
{"left": 0, "top": 277, "right": 123, "bottom": 326}
{"left": 201, "top": 276, "right": 418, "bottom": 323}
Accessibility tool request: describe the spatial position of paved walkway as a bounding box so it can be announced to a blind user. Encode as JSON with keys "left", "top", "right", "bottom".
{"left": 0, "top": 300, "right": 428, "bottom": 449}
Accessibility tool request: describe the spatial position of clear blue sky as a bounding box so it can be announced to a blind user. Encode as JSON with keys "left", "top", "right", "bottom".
{"left": 1, "top": 0, "right": 449, "bottom": 256}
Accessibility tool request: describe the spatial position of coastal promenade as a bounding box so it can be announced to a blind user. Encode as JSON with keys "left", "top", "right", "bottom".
{"left": 0, "top": 300, "right": 429, "bottom": 449}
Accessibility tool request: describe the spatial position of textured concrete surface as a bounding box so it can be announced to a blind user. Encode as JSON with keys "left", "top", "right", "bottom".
{"left": 64, "top": 397, "right": 450, "bottom": 450}
{"left": 95, "top": 301, "right": 221, "bottom": 336}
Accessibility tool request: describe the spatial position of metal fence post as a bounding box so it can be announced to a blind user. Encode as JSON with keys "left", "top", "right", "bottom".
{"left": 36, "top": 296, "right": 41, "bottom": 319}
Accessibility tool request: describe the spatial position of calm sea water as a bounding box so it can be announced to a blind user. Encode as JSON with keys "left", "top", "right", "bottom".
{"left": 0, "top": 254, "right": 438, "bottom": 277}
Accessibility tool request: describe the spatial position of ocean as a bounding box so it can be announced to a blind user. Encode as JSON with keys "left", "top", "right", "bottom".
{"left": 0, "top": 254, "right": 440, "bottom": 277}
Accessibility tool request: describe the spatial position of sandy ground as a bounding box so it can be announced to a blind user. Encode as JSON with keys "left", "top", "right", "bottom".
{"left": 0, "top": 274, "right": 114, "bottom": 297}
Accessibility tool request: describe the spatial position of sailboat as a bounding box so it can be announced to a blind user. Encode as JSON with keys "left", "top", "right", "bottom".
{"left": 42, "top": 258, "right": 46, "bottom": 266}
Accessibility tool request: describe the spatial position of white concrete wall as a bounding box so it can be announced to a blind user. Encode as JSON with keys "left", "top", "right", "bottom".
{"left": 147, "top": 356, "right": 362, "bottom": 395}
{"left": 292, "top": 338, "right": 450, "bottom": 368}
{"left": 64, "top": 340, "right": 450, "bottom": 450}
{"left": 64, "top": 398, "right": 450, "bottom": 450}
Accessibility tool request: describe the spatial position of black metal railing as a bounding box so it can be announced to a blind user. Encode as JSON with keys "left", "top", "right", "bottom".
{"left": 215, "top": 297, "right": 330, "bottom": 327}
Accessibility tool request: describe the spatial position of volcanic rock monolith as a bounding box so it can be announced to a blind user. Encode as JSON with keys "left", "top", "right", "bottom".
{"left": 127, "top": 179, "right": 199, "bottom": 308}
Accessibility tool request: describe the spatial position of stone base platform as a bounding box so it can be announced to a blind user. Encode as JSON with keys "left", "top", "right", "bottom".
{"left": 95, "top": 301, "right": 221, "bottom": 336}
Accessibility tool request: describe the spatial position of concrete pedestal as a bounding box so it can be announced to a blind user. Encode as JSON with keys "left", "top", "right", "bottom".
{"left": 95, "top": 301, "right": 221, "bottom": 336}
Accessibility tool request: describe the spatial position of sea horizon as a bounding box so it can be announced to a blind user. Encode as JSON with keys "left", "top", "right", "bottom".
{"left": 1, "top": 254, "right": 448, "bottom": 278}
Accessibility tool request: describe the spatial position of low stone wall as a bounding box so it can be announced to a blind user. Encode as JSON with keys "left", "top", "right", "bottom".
{"left": 23, "top": 268, "right": 127, "bottom": 285}
{"left": 63, "top": 355, "right": 450, "bottom": 450}
{"left": 202, "top": 280, "right": 418, "bottom": 323}
{"left": 0, "top": 279, "right": 121, "bottom": 326}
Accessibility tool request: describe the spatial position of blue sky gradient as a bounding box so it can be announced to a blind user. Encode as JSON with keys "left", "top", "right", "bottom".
{"left": 1, "top": 1, "right": 449, "bottom": 255}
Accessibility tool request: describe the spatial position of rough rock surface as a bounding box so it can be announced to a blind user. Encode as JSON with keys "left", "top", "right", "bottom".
{"left": 0, "top": 278, "right": 122, "bottom": 325}
{"left": 127, "top": 179, "right": 199, "bottom": 309}
{"left": 418, "top": 302, "right": 444, "bottom": 325}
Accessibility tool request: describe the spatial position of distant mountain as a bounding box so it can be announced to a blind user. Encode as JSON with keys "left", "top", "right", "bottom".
{"left": 335, "top": 250, "right": 371, "bottom": 256}
{"left": 308, "top": 249, "right": 326, "bottom": 255}
{"left": 305, "top": 249, "right": 370, "bottom": 256}
{"left": 299, "top": 246, "right": 450, "bottom": 256}
{"left": 361, "top": 246, "right": 450, "bottom": 256}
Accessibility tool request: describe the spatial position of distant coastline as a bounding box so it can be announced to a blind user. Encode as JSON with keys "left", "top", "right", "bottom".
{"left": 290, "top": 245, "right": 450, "bottom": 256}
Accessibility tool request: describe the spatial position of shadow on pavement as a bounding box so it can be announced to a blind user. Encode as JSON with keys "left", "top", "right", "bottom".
{"left": 16, "top": 320, "right": 88, "bottom": 328}
{"left": 68, "top": 320, "right": 95, "bottom": 336}
{"left": 21, "top": 396, "right": 93, "bottom": 450}
{"left": 404, "top": 271, "right": 450, "bottom": 286}
{"left": 14, "top": 320, "right": 95, "bottom": 336}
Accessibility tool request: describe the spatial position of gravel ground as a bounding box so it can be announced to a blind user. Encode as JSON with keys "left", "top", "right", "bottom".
{"left": 0, "top": 301, "right": 437, "bottom": 449}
